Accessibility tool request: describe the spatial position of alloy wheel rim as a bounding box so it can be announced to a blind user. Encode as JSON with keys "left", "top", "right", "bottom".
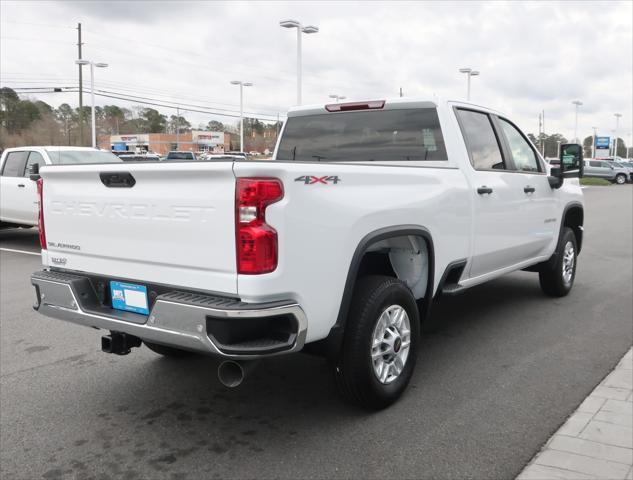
{"left": 371, "top": 305, "right": 411, "bottom": 384}
{"left": 562, "top": 241, "right": 575, "bottom": 285}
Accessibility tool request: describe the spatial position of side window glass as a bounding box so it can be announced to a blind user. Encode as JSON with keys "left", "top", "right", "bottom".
{"left": 24, "top": 151, "right": 44, "bottom": 177}
{"left": 1, "top": 151, "right": 28, "bottom": 177}
{"left": 456, "top": 109, "right": 505, "bottom": 170}
{"left": 590, "top": 161, "right": 601, "bottom": 167}
{"left": 498, "top": 119, "right": 540, "bottom": 172}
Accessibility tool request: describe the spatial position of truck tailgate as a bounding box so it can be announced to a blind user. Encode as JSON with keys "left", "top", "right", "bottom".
{"left": 40, "top": 162, "right": 237, "bottom": 294}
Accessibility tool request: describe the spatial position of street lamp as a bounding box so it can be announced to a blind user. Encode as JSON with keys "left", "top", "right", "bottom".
{"left": 459, "top": 67, "right": 479, "bottom": 101}
{"left": 591, "top": 126, "right": 597, "bottom": 159}
{"left": 280, "top": 19, "right": 319, "bottom": 105}
{"left": 230, "top": 80, "right": 253, "bottom": 153}
{"left": 329, "top": 94, "right": 346, "bottom": 103}
{"left": 76, "top": 59, "right": 108, "bottom": 148}
{"left": 571, "top": 100, "right": 583, "bottom": 143}
{"left": 613, "top": 113, "right": 622, "bottom": 157}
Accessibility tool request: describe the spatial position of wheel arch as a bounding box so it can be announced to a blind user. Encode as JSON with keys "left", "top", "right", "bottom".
{"left": 562, "top": 202, "right": 584, "bottom": 253}
{"left": 316, "top": 225, "right": 435, "bottom": 357}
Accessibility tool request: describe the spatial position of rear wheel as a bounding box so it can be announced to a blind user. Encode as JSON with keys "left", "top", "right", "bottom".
{"left": 539, "top": 227, "right": 577, "bottom": 297}
{"left": 615, "top": 174, "right": 626, "bottom": 185}
{"left": 144, "top": 341, "right": 193, "bottom": 357}
{"left": 332, "top": 275, "right": 419, "bottom": 409}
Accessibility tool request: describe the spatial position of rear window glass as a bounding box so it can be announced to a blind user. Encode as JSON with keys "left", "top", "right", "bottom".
{"left": 166, "top": 152, "right": 195, "bottom": 160}
{"left": 277, "top": 108, "right": 447, "bottom": 162}
{"left": 46, "top": 150, "right": 122, "bottom": 165}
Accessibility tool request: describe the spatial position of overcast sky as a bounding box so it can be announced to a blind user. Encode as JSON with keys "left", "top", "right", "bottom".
{"left": 1, "top": 0, "right": 631, "bottom": 141}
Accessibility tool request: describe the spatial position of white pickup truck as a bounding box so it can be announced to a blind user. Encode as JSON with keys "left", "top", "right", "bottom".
{"left": 30, "top": 99, "right": 585, "bottom": 409}
{"left": 0, "top": 146, "right": 121, "bottom": 228}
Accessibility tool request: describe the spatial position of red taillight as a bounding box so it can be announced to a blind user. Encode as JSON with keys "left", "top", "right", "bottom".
{"left": 236, "top": 178, "right": 283, "bottom": 274}
{"left": 37, "top": 178, "right": 46, "bottom": 250}
{"left": 325, "top": 100, "right": 385, "bottom": 112}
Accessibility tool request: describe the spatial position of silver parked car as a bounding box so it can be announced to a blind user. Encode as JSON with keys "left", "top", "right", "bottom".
{"left": 584, "top": 160, "right": 629, "bottom": 184}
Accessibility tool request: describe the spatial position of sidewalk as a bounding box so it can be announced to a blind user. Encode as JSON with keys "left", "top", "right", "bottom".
{"left": 518, "top": 348, "right": 633, "bottom": 480}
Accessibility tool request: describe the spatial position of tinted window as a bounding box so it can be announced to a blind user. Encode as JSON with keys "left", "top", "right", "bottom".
{"left": 456, "top": 110, "right": 505, "bottom": 170}
{"left": 166, "top": 152, "right": 195, "bottom": 160}
{"left": 589, "top": 161, "right": 601, "bottom": 167}
{"left": 498, "top": 119, "right": 540, "bottom": 172}
{"left": 24, "top": 151, "right": 44, "bottom": 177}
{"left": 277, "top": 108, "right": 447, "bottom": 162}
{"left": 45, "top": 150, "right": 121, "bottom": 165}
{"left": 1, "top": 151, "right": 28, "bottom": 176}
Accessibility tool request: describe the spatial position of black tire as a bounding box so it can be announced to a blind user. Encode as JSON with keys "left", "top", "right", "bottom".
{"left": 144, "top": 341, "right": 193, "bottom": 357}
{"left": 332, "top": 275, "right": 420, "bottom": 409}
{"left": 539, "top": 227, "right": 578, "bottom": 297}
{"left": 615, "top": 174, "right": 626, "bottom": 185}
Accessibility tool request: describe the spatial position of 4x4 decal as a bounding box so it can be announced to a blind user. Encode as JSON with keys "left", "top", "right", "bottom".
{"left": 294, "top": 175, "right": 341, "bottom": 185}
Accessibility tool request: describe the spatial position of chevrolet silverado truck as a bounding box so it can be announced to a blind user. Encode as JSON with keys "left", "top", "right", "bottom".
{"left": 30, "top": 99, "right": 585, "bottom": 409}
{"left": 0, "top": 147, "right": 120, "bottom": 229}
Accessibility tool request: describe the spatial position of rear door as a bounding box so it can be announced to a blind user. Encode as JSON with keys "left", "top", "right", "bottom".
{"left": 0, "top": 150, "right": 35, "bottom": 224}
{"left": 455, "top": 108, "right": 534, "bottom": 278}
{"left": 41, "top": 161, "right": 238, "bottom": 294}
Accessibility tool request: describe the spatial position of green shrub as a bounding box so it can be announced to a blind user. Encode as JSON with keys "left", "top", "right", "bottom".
{"left": 580, "top": 177, "right": 611, "bottom": 186}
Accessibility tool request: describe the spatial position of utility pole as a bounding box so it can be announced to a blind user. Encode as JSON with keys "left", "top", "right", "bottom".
{"left": 77, "top": 23, "right": 84, "bottom": 146}
{"left": 399, "top": 87, "right": 403, "bottom": 98}
{"left": 613, "top": 113, "right": 622, "bottom": 157}
{"left": 592, "top": 127, "right": 597, "bottom": 159}
{"left": 176, "top": 106, "right": 180, "bottom": 149}
{"left": 276, "top": 112, "right": 280, "bottom": 138}
{"left": 541, "top": 110, "right": 546, "bottom": 156}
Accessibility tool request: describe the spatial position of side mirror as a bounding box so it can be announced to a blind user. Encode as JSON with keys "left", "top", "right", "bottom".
{"left": 560, "top": 143, "right": 584, "bottom": 179}
{"left": 29, "top": 163, "right": 40, "bottom": 181}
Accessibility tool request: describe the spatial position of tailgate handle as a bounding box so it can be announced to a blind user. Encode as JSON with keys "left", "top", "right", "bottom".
{"left": 100, "top": 172, "right": 136, "bottom": 188}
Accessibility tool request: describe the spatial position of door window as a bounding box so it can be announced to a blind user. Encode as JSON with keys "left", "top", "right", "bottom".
{"left": 498, "top": 119, "right": 541, "bottom": 172}
{"left": 589, "top": 161, "right": 601, "bottom": 167}
{"left": 1, "top": 151, "right": 28, "bottom": 177}
{"left": 24, "top": 151, "right": 44, "bottom": 177}
{"left": 456, "top": 109, "right": 505, "bottom": 170}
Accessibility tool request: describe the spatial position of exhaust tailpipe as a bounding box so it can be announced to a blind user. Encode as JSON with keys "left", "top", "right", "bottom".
{"left": 217, "top": 360, "right": 258, "bottom": 388}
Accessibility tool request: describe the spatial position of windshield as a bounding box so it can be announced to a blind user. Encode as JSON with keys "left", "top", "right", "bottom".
{"left": 277, "top": 108, "right": 447, "bottom": 162}
{"left": 46, "top": 150, "right": 122, "bottom": 165}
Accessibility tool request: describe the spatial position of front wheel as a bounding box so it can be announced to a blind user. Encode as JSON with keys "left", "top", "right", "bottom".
{"left": 615, "top": 174, "right": 626, "bottom": 185}
{"left": 332, "top": 275, "right": 420, "bottom": 409}
{"left": 539, "top": 227, "right": 578, "bottom": 297}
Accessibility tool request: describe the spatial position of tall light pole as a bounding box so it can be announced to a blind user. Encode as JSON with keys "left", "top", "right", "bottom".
{"left": 571, "top": 100, "right": 583, "bottom": 143}
{"left": 280, "top": 19, "right": 319, "bottom": 105}
{"left": 230, "top": 80, "right": 253, "bottom": 153}
{"left": 613, "top": 113, "right": 622, "bottom": 157}
{"left": 591, "top": 126, "right": 597, "bottom": 159}
{"left": 329, "top": 94, "right": 346, "bottom": 103}
{"left": 459, "top": 67, "right": 480, "bottom": 101}
{"left": 76, "top": 59, "right": 108, "bottom": 148}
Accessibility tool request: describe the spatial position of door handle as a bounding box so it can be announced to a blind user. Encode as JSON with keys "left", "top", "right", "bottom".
{"left": 17, "top": 184, "right": 25, "bottom": 188}
{"left": 524, "top": 186, "right": 536, "bottom": 193}
{"left": 477, "top": 186, "right": 493, "bottom": 195}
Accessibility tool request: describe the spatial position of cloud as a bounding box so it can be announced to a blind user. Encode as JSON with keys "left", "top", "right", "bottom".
{"left": 0, "top": 0, "right": 631, "bottom": 140}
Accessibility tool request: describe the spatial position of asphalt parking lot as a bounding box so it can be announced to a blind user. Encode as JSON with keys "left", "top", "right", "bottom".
{"left": 1, "top": 185, "right": 632, "bottom": 480}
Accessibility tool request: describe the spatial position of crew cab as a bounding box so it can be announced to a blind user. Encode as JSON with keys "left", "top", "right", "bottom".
{"left": 30, "top": 99, "right": 585, "bottom": 409}
{"left": 0, "top": 147, "right": 121, "bottom": 228}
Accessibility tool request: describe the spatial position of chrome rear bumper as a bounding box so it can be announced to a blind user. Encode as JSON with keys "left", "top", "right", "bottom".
{"left": 31, "top": 270, "right": 307, "bottom": 359}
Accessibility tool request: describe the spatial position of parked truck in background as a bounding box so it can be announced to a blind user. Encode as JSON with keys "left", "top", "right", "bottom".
{"left": 30, "top": 98, "right": 585, "bottom": 409}
{"left": 0, "top": 147, "right": 120, "bottom": 229}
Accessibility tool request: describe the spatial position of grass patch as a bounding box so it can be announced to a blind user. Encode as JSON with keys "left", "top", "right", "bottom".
{"left": 581, "top": 177, "right": 612, "bottom": 186}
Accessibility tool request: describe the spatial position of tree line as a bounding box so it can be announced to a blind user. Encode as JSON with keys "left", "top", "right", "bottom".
{"left": 0, "top": 87, "right": 281, "bottom": 150}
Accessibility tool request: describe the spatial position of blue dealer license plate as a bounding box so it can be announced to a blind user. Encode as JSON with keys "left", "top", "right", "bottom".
{"left": 110, "top": 281, "right": 149, "bottom": 315}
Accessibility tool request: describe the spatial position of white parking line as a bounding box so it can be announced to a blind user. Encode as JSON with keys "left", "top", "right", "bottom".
{"left": 0, "top": 247, "right": 40, "bottom": 256}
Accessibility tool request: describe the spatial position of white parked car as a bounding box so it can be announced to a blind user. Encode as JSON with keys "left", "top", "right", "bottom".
{"left": 0, "top": 147, "right": 120, "bottom": 228}
{"left": 30, "top": 99, "right": 584, "bottom": 409}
